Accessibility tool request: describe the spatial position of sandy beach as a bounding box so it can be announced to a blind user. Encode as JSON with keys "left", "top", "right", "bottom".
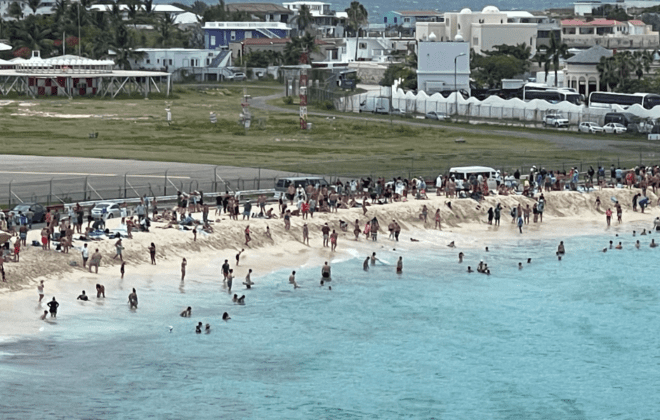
{"left": 1, "top": 187, "right": 658, "bottom": 338}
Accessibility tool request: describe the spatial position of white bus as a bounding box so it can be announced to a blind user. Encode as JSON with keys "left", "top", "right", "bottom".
{"left": 588, "top": 92, "right": 660, "bottom": 110}
{"left": 521, "top": 84, "right": 581, "bottom": 105}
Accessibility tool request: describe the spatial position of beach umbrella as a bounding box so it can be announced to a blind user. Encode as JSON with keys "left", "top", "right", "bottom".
{"left": 0, "top": 42, "right": 11, "bottom": 51}
{"left": 0, "top": 232, "right": 11, "bottom": 245}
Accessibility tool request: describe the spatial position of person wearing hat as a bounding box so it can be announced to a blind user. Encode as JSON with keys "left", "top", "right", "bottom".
{"left": 243, "top": 199, "right": 252, "bottom": 220}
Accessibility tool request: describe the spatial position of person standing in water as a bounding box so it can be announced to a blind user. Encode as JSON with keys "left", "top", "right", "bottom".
{"left": 181, "top": 258, "right": 187, "bottom": 281}
{"left": 321, "top": 262, "right": 331, "bottom": 281}
{"left": 128, "top": 288, "right": 138, "bottom": 309}
{"left": 396, "top": 257, "right": 403, "bottom": 274}
{"left": 37, "top": 280, "right": 44, "bottom": 303}
{"left": 47, "top": 297, "right": 59, "bottom": 318}
{"left": 289, "top": 271, "right": 300, "bottom": 289}
{"left": 363, "top": 257, "right": 369, "bottom": 271}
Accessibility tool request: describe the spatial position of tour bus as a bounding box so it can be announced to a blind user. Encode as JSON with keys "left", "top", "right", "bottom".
{"left": 448, "top": 166, "right": 500, "bottom": 192}
{"left": 521, "top": 83, "right": 582, "bottom": 105}
{"left": 588, "top": 92, "right": 660, "bottom": 110}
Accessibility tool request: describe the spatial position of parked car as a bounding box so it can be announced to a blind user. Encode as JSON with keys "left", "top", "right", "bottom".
{"left": 578, "top": 122, "right": 604, "bottom": 134}
{"left": 11, "top": 202, "right": 46, "bottom": 223}
{"left": 391, "top": 108, "right": 407, "bottom": 116}
{"left": 91, "top": 202, "right": 122, "bottom": 220}
{"left": 603, "top": 123, "right": 627, "bottom": 134}
{"left": 543, "top": 114, "right": 569, "bottom": 127}
{"left": 224, "top": 71, "right": 246, "bottom": 81}
{"left": 425, "top": 111, "right": 451, "bottom": 121}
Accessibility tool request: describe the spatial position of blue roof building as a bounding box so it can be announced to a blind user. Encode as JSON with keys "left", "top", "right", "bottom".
{"left": 203, "top": 22, "right": 292, "bottom": 49}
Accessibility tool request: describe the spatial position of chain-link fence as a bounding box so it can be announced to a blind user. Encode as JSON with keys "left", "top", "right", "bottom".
{"left": 4, "top": 151, "right": 660, "bottom": 209}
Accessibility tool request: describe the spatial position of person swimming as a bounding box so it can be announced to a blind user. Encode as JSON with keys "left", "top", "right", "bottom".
{"left": 518, "top": 262, "right": 523, "bottom": 270}
{"left": 237, "top": 295, "right": 245, "bottom": 305}
{"left": 467, "top": 266, "right": 473, "bottom": 273}
{"left": 222, "top": 312, "right": 230, "bottom": 321}
{"left": 641, "top": 229, "right": 647, "bottom": 236}
{"left": 458, "top": 252, "right": 464, "bottom": 263}
{"left": 180, "top": 306, "right": 192, "bottom": 317}
{"left": 195, "top": 322, "right": 202, "bottom": 333}
{"left": 40, "top": 310, "right": 48, "bottom": 320}
{"left": 485, "top": 247, "right": 489, "bottom": 252}
{"left": 447, "top": 241, "right": 455, "bottom": 248}
{"left": 635, "top": 240, "right": 640, "bottom": 249}
{"left": 527, "top": 258, "right": 532, "bottom": 264}
{"left": 615, "top": 242, "right": 623, "bottom": 249}
{"left": 651, "top": 239, "right": 658, "bottom": 248}
{"left": 232, "top": 294, "right": 238, "bottom": 303}
{"left": 205, "top": 324, "right": 211, "bottom": 333}
{"left": 77, "top": 290, "right": 88, "bottom": 301}
{"left": 363, "top": 257, "right": 369, "bottom": 271}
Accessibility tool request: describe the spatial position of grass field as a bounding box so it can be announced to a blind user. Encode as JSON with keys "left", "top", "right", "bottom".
{"left": 0, "top": 83, "right": 652, "bottom": 178}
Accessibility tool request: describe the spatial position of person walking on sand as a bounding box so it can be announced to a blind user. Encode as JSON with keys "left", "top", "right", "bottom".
{"left": 302, "top": 223, "right": 309, "bottom": 246}
{"left": 321, "top": 223, "right": 330, "bottom": 247}
{"left": 420, "top": 205, "right": 428, "bottom": 225}
{"left": 353, "top": 220, "right": 361, "bottom": 241}
{"left": 330, "top": 230, "right": 338, "bottom": 252}
{"left": 181, "top": 258, "right": 187, "bottom": 281}
{"left": 37, "top": 280, "right": 44, "bottom": 303}
{"left": 517, "top": 215, "right": 524, "bottom": 234}
{"left": 396, "top": 257, "right": 403, "bottom": 274}
{"left": 89, "top": 249, "right": 102, "bottom": 274}
{"left": 606, "top": 208, "right": 612, "bottom": 227}
{"left": 81, "top": 243, "right": 89, "bottom": 268}
{"left": 494, "top": 203, "right": 501, "bottom": 226}
{"left": 435, "top": 209, "right": 442, "bottom": 230}
{"left": 113, "top": 238, "right": 123, "bottom": 261}
{"left": 616, "top": 203, "right": 623, "bottom": 224}
{"left": 148, "top": 243, "right": 156, "bottom": 265}
{"left": 47, "top": 297, "right": 59, "bottom": 318}
{"left": 244, "top": 225, "right": 251, "bottom": 246}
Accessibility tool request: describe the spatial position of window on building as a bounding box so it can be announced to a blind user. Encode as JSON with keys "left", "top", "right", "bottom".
{"left": 394, "top": 17, "right": 397, "bottom": 23}
{"left": 473, "top": 37, "right": 478, "bottom": 46}
{"left": 384, "top": 17, "right": 387, "bottom": 24}
{"left": 359, "top": 42, "right": 367, "bottom": 49}
{"left": 231, "top": 31, "right": 236, "bottom": 41}
{"left": 211, "top": 35, "right": 216, "bottom": 45}
{"left": 169, "top": 59, "right": 173, "bottom": 65}
{"left": 269, "top": 14, "right": 274, "bottom": 20}
{"left": 157, "top": 59, "right": 160, "bottom": 63}
{"left": 404, "top": 17, "right": 410, "bottom": 23}
{"left": 146, "top": 59, "right": 150, "bottom": 64}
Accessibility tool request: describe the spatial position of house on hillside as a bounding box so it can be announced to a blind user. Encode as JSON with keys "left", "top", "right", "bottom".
{"left": 128, "top": 48, "right": 232, "bottom": 82}
{"left": 229, "top": 37, "right": 333, "bottom": 64}
{"left": 225, "top": 3, "right": 293, "bottom": 23}
{"left": 203, "top": 21, "right": 291, "bottom": 49}
{"left": 561, "top": 18, "right": 659, "bottom": 49}
{"left": 282, "top": 1, "right": 347, "bottom": 36}
{"left": 382, "top": 10, "right": 443, "bottom": 29}
{"left": 416, "top": 6, "right": 559, "bottom": 56}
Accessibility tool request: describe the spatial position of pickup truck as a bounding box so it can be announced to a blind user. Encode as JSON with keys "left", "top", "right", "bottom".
{"left": 543, "top": 114, "right": 570, "bottom": 128}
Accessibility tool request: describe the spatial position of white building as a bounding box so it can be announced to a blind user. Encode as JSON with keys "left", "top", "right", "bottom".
{"left": 283, "top": 1, "right": 347, "bottom": 36}
{"left": 127, "top": 48, "right": 232, "bottom": 82}
{"left": 417, "top": 41, "right": 470, "bottom": 95}
{"left": 561, "top": 18, "right": 659, "bottom": 49}
{"left": 416, "top": 6, "right": 555, "bottom": 56}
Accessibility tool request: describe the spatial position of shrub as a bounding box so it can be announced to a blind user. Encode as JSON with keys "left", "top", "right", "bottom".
{"left": 282, "top": 96, "right": 294, "bottom": 105}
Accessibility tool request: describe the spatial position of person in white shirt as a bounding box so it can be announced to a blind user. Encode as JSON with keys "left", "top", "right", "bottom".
{"left": 81, "top": 243, "right": 89, "bottom": 268}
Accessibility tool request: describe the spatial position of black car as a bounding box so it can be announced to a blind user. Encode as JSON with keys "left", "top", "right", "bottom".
{"left": 12, "top": 203, "right": 46, "bottom": 223}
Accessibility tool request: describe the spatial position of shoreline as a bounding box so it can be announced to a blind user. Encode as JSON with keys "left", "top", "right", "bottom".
{"left": 1, "top": 188, "right": 658, "bottom": 340}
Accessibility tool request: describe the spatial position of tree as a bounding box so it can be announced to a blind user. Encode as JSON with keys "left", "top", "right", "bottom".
{"left": 11, "top": 17, "right": 52, "bottom": 53}
{"left": 380, "top": 63, "right": 416, "bottom": 89}
{"left": 143, "top": 0, "right": 154, "bottom": 14}
{"left": 190, "top": 1, "right": 207, "bottom": 16}
{"left": 533, "top": 50, "right": 550, "bottom": 83}
{"left": 538, "top": 33, "right": 572, "bottom": 87}
{"left": 202, "top": 0, "right": 227, "bottom": 23}
{"left": 8, "top": 2, "right": 24, "bottom": 20}
{"left": 296, "top": 4, "right": 313, "bottom": 34}
{"left": 345, "top": 1, "right": 367, "bottom": 62}
{"left": 485, "top": 43, "right": 531, "bottom": 73}
{"left": 471, "top": 54, "right": 524, "bottom": 89}
{"left": 156, "top": 13, "right": 178, "bottom": 47}
{"left": 111, "top": 23, "right": 144, "bottom": 69}
{"left": 27, "top": 0, "right": 42, "bottom": 14}
{"left": 283, "top": 33, "right": 318, "bottom": 65}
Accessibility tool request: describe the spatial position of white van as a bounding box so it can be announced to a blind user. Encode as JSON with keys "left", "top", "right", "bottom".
{"left": 448, "top": 166, "right": 500, "bottom": 192}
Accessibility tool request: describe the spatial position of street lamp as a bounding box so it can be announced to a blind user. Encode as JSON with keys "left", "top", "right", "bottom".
{"left": 454, "top": 52, "right": 466, "bottom": 117}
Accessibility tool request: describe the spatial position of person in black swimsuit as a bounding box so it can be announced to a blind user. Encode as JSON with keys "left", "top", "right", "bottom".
{"left": 47, "top": 297, "right": 59, "bottom": 318}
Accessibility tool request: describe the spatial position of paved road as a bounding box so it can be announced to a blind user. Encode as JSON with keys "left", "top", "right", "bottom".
{"left": 0, "top": 155, "right": 301, "bottom": 206}
{"left": 250, "top": 90, "right": 656, "bottom": 154}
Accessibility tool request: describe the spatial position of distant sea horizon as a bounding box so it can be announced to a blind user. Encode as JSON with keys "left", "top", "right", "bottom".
{"left": 158, "top": 0, "right": 578, "bottom": 22}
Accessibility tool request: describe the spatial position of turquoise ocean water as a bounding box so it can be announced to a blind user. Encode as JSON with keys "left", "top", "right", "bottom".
{"left": 1, "top": 228, "right": 660, "bottom": 419}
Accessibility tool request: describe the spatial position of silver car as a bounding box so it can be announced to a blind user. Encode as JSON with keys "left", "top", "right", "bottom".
{"left": 91, "top": 202, "right": 121, "bottom": 220}
{"left": 425, "top": 111, "right": 451, "bottom": 121}
{"left": 603, "top": 123, "right": 627, "bottom": 134}
{"left": 578, "top": 122, "right": 603, "bottom": 133}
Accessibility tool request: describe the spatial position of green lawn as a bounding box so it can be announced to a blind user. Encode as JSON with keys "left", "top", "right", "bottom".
{"left": 0, "top": 83, "right": 648, "bottom": 178}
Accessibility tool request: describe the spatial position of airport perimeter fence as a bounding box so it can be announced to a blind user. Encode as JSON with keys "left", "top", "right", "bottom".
{"left": 3, "top": 152, "right": 659, "bottom": 209}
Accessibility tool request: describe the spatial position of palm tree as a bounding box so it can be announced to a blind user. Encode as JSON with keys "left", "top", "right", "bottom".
{"left": 156, "top": 13, "right": 178, "bottom": 47}
{"left": 296, "top": 4, "right": 313, "bottom": 34}
{"left": 143, "top": 0, "right": 154, "bottom": 15}
{"left": 8, "top": 2, "right": 24, "bottom": 20}
{"left": 27, "top": 0, "right": 41, "bottom": 14}
{"left": 533, "top": 51, "right": 550, "bottom": 83}
{"left": 345, "top": 1, "right": 368, "bottom": 62}
{"left": 111, "top": 23, "right": 144, "bottom": 69}
{"left": 597, "top": 56, "right": 619, "bottom": 91}
{"left": 538, "top": 33, "right": 572, "bottom": 87}
{"left": 12, "top": 18, "right": 51, "bottom": 52}
{"left": 283, "top": 33, "right": 318, "bottom": 65}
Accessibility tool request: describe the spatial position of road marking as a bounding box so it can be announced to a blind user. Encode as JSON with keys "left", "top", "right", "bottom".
{"left": 0, "top": 171, "right": 190, "bottom": 179}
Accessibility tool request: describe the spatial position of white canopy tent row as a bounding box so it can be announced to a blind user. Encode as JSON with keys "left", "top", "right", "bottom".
{"left": 339, "top": 80, "right": 660, "bottom": 125}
